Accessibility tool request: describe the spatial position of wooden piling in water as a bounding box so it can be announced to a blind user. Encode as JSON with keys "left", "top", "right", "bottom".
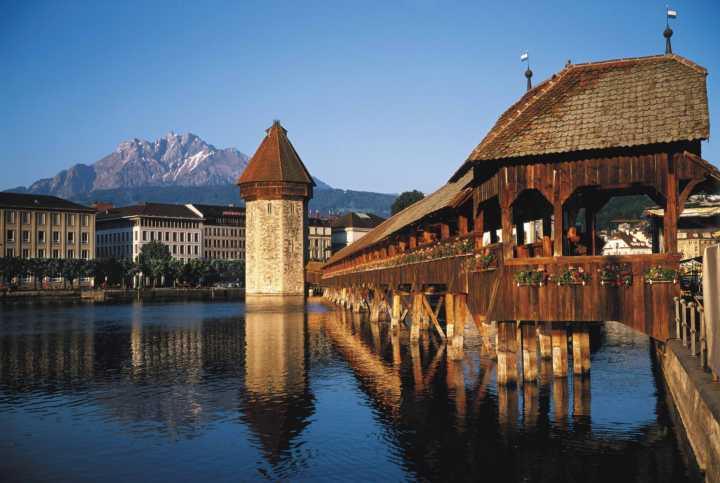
{"left": 521, "top": 322, "right": 538, "bottom": 383}
{"left": 538, "top": 322, "right": 553, "bottom": 359}
{"left": 571, "top": 326, "right": 591, "bottom": 375}
{"left": 496, "top": 321, "right": 518, "bottom": 385}
{"left": 551, "top": 324, "right": 569, "bottom": 378}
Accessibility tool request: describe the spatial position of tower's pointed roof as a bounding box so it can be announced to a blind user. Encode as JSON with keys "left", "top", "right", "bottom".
{"left": 238, "top": 121, "right": 315, "bottom": 186}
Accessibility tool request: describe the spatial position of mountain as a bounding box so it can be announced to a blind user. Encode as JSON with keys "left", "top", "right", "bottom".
{"left": 8, "top": 132, "right": 395, "bottom": 217}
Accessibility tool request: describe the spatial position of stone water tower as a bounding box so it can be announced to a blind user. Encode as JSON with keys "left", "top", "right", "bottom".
{"left": 238, "top": 121, "right": 314, "bottom": 297}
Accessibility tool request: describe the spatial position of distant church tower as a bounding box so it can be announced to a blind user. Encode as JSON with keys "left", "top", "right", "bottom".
{"left": 238, "top": 121, "right": 314, "bottom": 297}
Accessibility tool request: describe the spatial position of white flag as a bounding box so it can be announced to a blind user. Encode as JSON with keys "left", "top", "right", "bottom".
{"left": 520, "top": 52, "right": 529, "bottom": 62}
{"left": 667, "top": 8, "right": 677, "bottom": 18}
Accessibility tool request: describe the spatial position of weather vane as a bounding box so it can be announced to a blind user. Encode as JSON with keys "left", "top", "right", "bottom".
{"left": 521, "top": 51, "right": 532, "bottom": 91}
{"left": 665, "top": 6, "right": 677, "bottom": 54}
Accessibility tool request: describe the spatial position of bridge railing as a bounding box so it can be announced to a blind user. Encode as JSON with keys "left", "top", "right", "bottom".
{"left": 674, "top": 296, "right": 718, "bottom": 381}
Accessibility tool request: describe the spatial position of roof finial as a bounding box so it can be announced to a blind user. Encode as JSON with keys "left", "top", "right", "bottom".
{"left": 521, "top": 51, "right": 532, "bottom": 91}
{"left": 665, "top": 6, "right": 677, "bottom": 54}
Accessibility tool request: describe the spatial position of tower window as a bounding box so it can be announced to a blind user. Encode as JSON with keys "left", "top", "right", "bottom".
{"left": 267, "top": 203, "right": 272, "bottom": 215}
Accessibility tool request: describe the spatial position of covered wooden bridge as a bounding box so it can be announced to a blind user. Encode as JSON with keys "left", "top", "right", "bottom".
{"left": 322, "top": 53, "right": 720, "bottom": 384}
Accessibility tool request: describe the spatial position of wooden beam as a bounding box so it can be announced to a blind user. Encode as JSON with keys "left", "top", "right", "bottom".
{"left": 440, "top": 223, "right": 450, "bottom": 240}
{"left": 496, "top": 321, "right": 518, "bottom": 385}
{"left": 422, "top": 295, "right": 446, "bottom": 339}
{"left": 458, "top": 215, "right": 469, "bottom": 236}
{"left": 551, "top": 325, "right": 569, "bottom": 377}
{"left": 664, "top": 153, "right": 679, "bottom": 254}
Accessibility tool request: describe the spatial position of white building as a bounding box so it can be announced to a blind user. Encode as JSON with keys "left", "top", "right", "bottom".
{"left": 96, "top": 203, "right": 203, "bottom": 262}
{"left": 331, "top": 212, "right": 385, "bottom": 253}
{"left": 602, "top": 232, "right": 652, "bottom": 256}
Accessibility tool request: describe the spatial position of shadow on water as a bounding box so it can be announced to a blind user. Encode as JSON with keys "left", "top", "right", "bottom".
{"left": 0, "top": 299, "right": 702, "bottom": 482}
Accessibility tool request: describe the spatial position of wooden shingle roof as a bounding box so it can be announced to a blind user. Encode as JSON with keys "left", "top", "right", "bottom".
{"left": 466, "top": 54, "right": 709, "bottom": 165}
{"left": 238, "top": 121, "right": 314, "bottom": 186}
{"left": 324, "top": 170, "right": 474, "bottom": 266}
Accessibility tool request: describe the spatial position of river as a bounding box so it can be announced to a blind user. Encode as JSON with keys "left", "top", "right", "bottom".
{"left": 0, "top": 299, "right": 700, "bottom": 482}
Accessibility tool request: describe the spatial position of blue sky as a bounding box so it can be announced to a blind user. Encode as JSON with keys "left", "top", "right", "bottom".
{"left": 1, "top": 0, "right": 719, "bottom": 194}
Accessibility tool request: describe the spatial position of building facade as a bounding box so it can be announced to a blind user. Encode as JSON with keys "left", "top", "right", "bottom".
{"left": 187, "top": 204, "right": 246, "bottom": 261}
{"left": 238, "top": 121, "right": 315, "bottom": 296}
{"left": 0, "top": 192, "right": 96, "bottom": 260}
{"left": 330, "top": 212, "right": 385, "bottom": 253}
{"left": 308, "top": 217, "right": 332, "bottom": 262}
{"left": 96, "top": 203, "right": 202, "bottom": 262}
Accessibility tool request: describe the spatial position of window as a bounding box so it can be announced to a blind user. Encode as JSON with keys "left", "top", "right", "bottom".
{"left": 81, "top": 249, "right": 88, "bottom": 259}
{"left": 67, "top": 232, "right": 74, "bottom": 243}
{"left": 37, "top": 248, "right": 45, "bottom": 258}
{"left": 194, "top": 233, "right": 198, "bottom": 243}
{"left": 81, "top": 232, "right": 88, "bottom": 244}
{"left": 21, "top": 230, "right": 29, "bottom": 242}
{"left": 134, "top": 231, "right": 138, "bottom": 241}
{"left": 52, "top": 249, "right": 59, "bottom": 259}
{"left": 5, "top": 211, "right": 16, "bottom": 224}
{"left": 165, "top": 232, "right": 169, "bottom": 242}
{"left": 150, "top": 231, "right": 155, "bottom": 241}
{"left": 21, "top": 212, "right": 30, "bottom": 224}
{"left": 173, "top": 232, "right": 177, "bottom": 242}
{"left": 172, "top": 245, "right": 177, "bottom": 254}
{"left": 81, "top": 214, "right": 89, "bottom": 226}
{"left": 36, "top": 213, "right": 46, "bottom": 225}
{"left": 142, "top": 231, "right": 147, "bottom": 241}
{"left": 52, "top": 213, "right": 60, "bottom": 225}
{"left": 194, "top": 246, "right": 198, "bottom": 255}
{"left": 267, "top": 203, "right": 272, "bottom": 214}
{"left": 66, "top": 214, "right": 75, "bottom": 225}
{"left": 180, "top": 233, "right": 184, "bottom": 242}
{"left": 52, "top": 231, "right": 60, "bottom": 243}
{"left": 37, "top": 231, "right": 45, "bottom": 243}
{"left": 6, "top": 248, "right": 14, "bottom": 257}
{"left": 67, "top": 249, "right": 74, "bottom": 259}
{"left": 180, "top": 245, "right": 184, "bottom": 254}
{"left": 22, "top": 249, "right": 29, "bottom": 258}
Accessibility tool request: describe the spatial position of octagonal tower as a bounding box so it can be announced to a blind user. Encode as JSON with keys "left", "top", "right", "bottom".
{"left": 238, "top": 121, "right": 314, "bottom": 297}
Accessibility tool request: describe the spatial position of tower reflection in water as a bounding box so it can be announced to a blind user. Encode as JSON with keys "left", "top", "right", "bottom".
{"left": 239, "top": 298, "right": 315, "bottom": 469}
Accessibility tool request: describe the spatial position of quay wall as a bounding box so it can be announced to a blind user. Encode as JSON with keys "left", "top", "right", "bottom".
{"left": 0, "top": 287, "right": 244, "bottom": 304}
{"left": 660, "top": 340, "right": 720, "bottom": 482}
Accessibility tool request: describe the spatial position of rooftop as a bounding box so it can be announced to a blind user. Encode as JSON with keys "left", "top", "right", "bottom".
{"left": 0, "top": 192, "right": 95, "bottom": 212}
{"left": 98, "top": 202, "right": 202, "bottom": 220}
{"left": 238, "top": 121, "right": 315, "bottom": 186}
{"left": 456, "top": 54, "right": 709, "bottom": 177}
{"left": 331, "top": 212, "right": 386, "bottom": 229}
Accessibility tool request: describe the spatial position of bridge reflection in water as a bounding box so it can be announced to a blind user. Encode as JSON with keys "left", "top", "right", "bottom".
{"left": 0, "top": 301, "right": 698, "bottom": 481}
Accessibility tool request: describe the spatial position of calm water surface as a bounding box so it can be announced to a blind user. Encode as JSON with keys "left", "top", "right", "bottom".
{"left": 0, "top": 300, "right": 699, "bottom": 482}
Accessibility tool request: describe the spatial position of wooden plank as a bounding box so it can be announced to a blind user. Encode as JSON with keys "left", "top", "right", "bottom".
{"left": 422, "top": 295, "right": 446, "bottom": 339}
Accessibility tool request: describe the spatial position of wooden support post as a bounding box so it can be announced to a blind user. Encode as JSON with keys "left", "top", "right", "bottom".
{"left": 501, "top": 203, "right": 513, "bottom": 259}
{"left": 553, "top": 199, "right": 563, "bottom": 256}
{"left": 440, "top": 223, "right": 450, "bottom": 240}
{"left": 537, "top": 322, "right": 553, "bottom": 359}
{"left": 409, "top": 235, "right": 417, "bottom": 249}
{"left": 449, "top": 294, "right": 468, "bottom": 360}
{"left": 551, "top": 324, "right": 569, "bottom": 378}
{"left": 496, "top": 321, "right": 518, "bottom": 386}
{"left": 474, "top": 210, "right": 485, "bottom": 250}
{"left": 571, "top": 325, "right": 591, "bottom": 375}
{"left": 391, "top": 292, "right": 401, "bottom": 332}
{"left": 445, "top": 293, "right": 455, "bottom": 339}
{"left": 664, "top": 154, "right": 679, "bottom": 254}
{"left": 410, "top": 293, "right": 422, "bottom": 341}
{"left": 458, "top": 215, "right": 468, "bottom": 236}
{"left": 521, "top": 323, "right": 538, "bottom": 383}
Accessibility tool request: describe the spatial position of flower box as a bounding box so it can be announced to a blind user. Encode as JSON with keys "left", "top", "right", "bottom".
{"left": 644, "top": 266, "right": 678, "bottom": 285}
{"left": 598, "top": 263, "right": 633, "bottom": 287}
{"left": 550, "top": 266, "right": 591, "bottom": 286}
{"left": 514, "top": 269, "right": 548, "bottom": 287}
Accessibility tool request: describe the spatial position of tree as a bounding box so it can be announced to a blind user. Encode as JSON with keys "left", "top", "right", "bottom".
{"left": 137, "top": 241, "right": 171, "bottom": 287}
{"left": 391, "top": 190, "right": 424, "bottom": 215}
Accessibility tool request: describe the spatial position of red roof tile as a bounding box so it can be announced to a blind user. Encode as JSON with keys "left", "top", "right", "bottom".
{"left": 238, "top": 121, "right": 314, "bottom": 186}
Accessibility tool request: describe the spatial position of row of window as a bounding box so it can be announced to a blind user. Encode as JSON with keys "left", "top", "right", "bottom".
{"left": 140, "top": 230, "right": 199, "bottom": 243}
{"left": 204, "top": 251, "right": 243, "bottom": 260}
{"left": 4, "top": 211, "right": 90, "bottom": 226}
{"left": 140, "top": 218, "right": 198, "bottom": 229}
{"left": 5, "top": 248, "right": 89, "bottom": 259}
{"left": 207, "top": 239, "right": 244, "bottom": 249}
{"left": 6, "top": 230, "right": 89, "bottom": 244}
{"left": 97, "top": 232, "right": 130, "bottom": 244}
{"left": 204, "top": 227, "right": 244, "bottom": 237}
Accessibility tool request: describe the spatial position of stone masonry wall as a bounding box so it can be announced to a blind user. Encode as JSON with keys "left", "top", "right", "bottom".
{"left": 245, "top": 199, "right": 305, "bottom": 295}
